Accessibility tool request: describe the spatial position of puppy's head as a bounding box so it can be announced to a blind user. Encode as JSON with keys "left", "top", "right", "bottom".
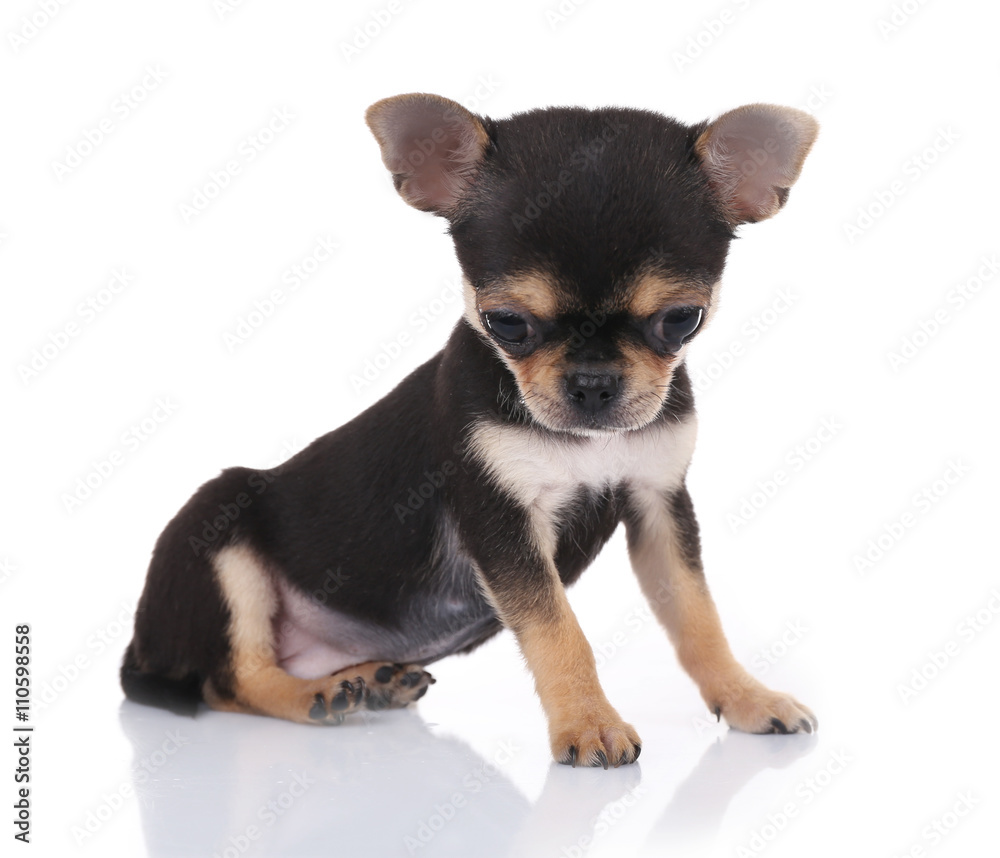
{"left": 366, "top": 94, "right": 818, "bottom": 435}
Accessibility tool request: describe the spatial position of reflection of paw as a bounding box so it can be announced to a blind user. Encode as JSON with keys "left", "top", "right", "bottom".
{"left": 365, "top": 663, "right": 435, "bottom": 711}
{"left": 551, "top": 710, "right": 642, "bottom": 768}
{"left": 713, "top": 678, "right": 818, "bottom": 735}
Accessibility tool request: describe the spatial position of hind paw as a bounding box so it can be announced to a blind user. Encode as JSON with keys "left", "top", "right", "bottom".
{"left": 365, "top": 662, "right": 435, "bottom": 711}
{"left": 304, "top": 662, "right": 435, "bottom": 724}
{"left": 307, "top": 678, "right": 367, "bottom": 724}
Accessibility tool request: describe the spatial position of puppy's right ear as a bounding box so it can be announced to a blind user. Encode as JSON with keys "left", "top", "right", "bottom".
{"left": 365, "top": 93, "right": 490, "bottom": 215}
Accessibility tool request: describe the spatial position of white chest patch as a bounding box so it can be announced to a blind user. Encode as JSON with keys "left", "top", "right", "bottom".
{"left": 467, "top": 415, "right": 698, "bottom": 546}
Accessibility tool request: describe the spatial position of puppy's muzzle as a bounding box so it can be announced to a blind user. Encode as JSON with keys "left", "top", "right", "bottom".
{"left": 565, "top": 370, "right": 621, "bottom": 413}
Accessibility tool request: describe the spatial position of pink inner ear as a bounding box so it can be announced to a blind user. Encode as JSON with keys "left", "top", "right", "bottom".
{"left": 367, "top": 95, "right": 488, "bottom": 213}
{"left": 697, "top": 105, "right": 818, "bottom": 224}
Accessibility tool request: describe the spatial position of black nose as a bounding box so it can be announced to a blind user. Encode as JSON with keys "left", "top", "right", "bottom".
{"left": 566, "top": 371, "right": 620, "bottom": 412}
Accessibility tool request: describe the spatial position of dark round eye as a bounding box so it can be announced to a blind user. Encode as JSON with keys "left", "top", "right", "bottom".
{"left": 656, "top": 306, "right": 704, "bottom": 349}
{"left": 482, "top": 311, "right": 531, "bottom": 345}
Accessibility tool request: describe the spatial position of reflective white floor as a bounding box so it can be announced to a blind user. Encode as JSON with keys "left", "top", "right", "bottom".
{"left": 36, "top": 598, "right": 994, "bottom": 858}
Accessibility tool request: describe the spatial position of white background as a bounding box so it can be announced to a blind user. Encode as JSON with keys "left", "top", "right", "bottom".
{"left": 2, "top": 1, "right": 998, "bottom": 856}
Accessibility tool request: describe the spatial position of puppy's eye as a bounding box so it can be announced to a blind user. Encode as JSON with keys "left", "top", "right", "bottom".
{"left": 482, "top": 311, "right": 531, "bottom": 345}
{"left": 654, "top": 306, "right": 704, "bottom": 350}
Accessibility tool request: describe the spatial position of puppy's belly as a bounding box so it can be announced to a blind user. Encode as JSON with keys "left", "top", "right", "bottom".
{"left": 273, "top": 618, "right": 369, "bottom": 679}
{"left": 273, "top": 579, "right": 496, "bottom": 680}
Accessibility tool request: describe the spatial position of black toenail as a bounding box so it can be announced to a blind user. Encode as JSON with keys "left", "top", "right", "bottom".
{"left": 632, "top": 743, "right": 642, "bottom": 762}
{"left": 401, "top": 671, "right": 422, "bottom": 688}
{"left": 798, "top": 718, "right": 813, "bottom": 734}
{"left": 309, "top": 694, "right": 327, "bottom": 721}
{"left": 374, "top": 666, "right": 395, "bottom": 684}
{"left": 568, "top": 746, "right": 578, "bottom": 767}
{"left": 414, "top": 686, "right": 428, "bottom": 700}
{"left": 770, "top": 717, "right": 789, "bottom": 734}
{"left": 595, "top": 750, "right": 609, "bottom": 770}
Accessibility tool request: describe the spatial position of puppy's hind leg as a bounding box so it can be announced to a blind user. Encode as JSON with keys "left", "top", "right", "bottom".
{"left": 208, "top": 545, "right": 433, "bottom": 724}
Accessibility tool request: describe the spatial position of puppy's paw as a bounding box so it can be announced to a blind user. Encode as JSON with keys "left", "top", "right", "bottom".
{"left": 365, "top": 662, "right": 435, "bottom": 711}
{"left": 713, "top": 677, "right": 818, "bottom": 735}
{"left": 307, "top": 678, "right": 367, "bottom": 725}
{"left": 551, "top": 712, "right": 642, "bottom": 768}
{"left": 303, "top": 663, "right": 434, "bottom": 724}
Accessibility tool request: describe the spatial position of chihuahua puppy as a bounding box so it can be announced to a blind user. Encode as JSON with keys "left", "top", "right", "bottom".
{"left": 123, "top": 93, "right": 819, "bottom": 767}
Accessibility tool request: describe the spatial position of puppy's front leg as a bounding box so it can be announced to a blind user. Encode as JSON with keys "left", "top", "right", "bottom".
{"left": 626, "top": 486, "right": 817, "bottom": 734}
{"left": 475, "top": 541, "right": 642, "bottom": 767}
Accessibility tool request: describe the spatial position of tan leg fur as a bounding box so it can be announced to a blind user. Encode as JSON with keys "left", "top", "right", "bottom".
{"left": 627, "top": 490, "right": 817, "bottom": 735}
{"left": 208, "top": 545, "right": 432, "bottom": 724}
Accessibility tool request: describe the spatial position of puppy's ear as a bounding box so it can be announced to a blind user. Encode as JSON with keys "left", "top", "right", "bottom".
{"left": 365, "top": 93, "right": 490, "bottom": 215}
{"left": 695, "top": 104, "right": 818, "bottom": 225}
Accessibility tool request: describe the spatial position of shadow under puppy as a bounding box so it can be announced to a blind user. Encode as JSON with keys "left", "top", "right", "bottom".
{"left": 122, "top": 93, "right": 819, "bottom": 767}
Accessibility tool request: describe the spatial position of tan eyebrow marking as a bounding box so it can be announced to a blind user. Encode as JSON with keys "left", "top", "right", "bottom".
{"left": 625, "top": 275, "right": 713, "bottom": 318}
{"left": 476, "top": 273, "right": 563, "bottom": 320}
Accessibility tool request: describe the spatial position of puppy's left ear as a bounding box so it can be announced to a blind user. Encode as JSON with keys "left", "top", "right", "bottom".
{"left": 365, "top": 93, "right": 490, "bottom": 215}
{"left": 695, "top": 104, "right": 819, "bottom": 225}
